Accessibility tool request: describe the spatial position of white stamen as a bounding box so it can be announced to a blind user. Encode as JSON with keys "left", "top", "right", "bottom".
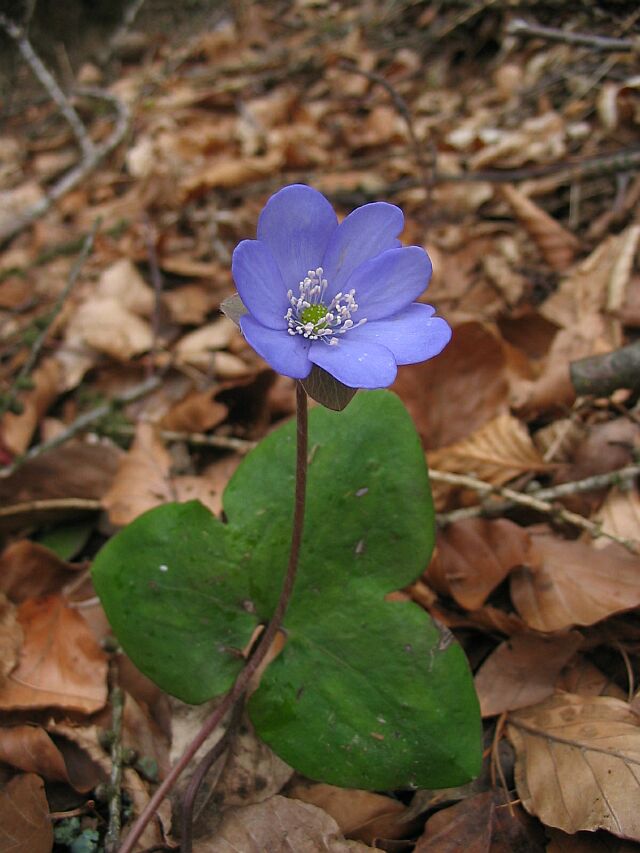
{"left": 284, "top": 267, "right": 366, "bottom": 343}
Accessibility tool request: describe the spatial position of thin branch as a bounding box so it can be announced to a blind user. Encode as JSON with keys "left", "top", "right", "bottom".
{"left": 0, "top": 14, "right": 94, "bottom": 157}
{"left": 0, "top": 375, "right": 162, "bottom": 478}
{"left": 180, "top": 699, "right": 245, "bottom": 853}
{"left": 432, "top": 467, "right": 640, "bottom": 554}
{"left": 570, "top": 342, "right": 640, "bottom": 397}
{"left": 507, "top": 17, "right": 638, "bottom": 53}
{"left": 118, "top": 383, "right": 309, "bottom": 853}
{"left": 0, "top": 87, "right": 130, "bottom": 244}
{"left": 104, "top": 681, "right": 125, "bottom": 853}
{"left": 0, "top": 220, "right": 99, "bottom": 420}
{"left": 104, "top": 424, "right": 257, "bottom": 454}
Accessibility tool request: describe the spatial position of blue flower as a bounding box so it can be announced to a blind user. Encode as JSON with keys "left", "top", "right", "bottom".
{"left": 232, "top": 184, "right": 451, "bottom": 389}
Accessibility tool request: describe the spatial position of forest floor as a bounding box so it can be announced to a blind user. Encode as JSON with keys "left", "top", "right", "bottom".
{"left": 1, "top": 1, "right": 640, "bottom": 851}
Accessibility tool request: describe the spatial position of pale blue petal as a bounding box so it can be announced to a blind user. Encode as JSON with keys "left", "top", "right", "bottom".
{"left": 232, "top": 240, "right": 288, "bottom": 329}
{"left": 347, "top": 303, "right": 452, "bottom": 365}
{"left": 257, "top": 185, "right": 337, "bottom": 292}
{"left": 321, "top": 202, "right": 404, "bottom": 295}
{"left": 346, "top": 246, "right": 432, "bottom": 322}
{"left": 240, "top": 315, "right": 312, "bottom": 379}
{"left": 309, "top": 337, "right": 397, "bottom": 389}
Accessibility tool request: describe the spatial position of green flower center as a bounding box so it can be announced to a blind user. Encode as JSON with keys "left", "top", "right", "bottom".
{"left": 300, "top": 303, "right": 329, "bottom": 330}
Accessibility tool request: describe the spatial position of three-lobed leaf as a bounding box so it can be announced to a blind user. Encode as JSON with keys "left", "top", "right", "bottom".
{"left": 92, "top": 391, "right": 481, "bottom": 789}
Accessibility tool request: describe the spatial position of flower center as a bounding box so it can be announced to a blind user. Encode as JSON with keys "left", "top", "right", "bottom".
{"left": 285, "top": 267, "right": 366, "bottom": 345}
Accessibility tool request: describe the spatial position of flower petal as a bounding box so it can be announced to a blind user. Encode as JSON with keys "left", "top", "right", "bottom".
{"left": 347, "top": 303, "right": 452, "bottom": 365}
{"left": 257, "top": 185, "right": 337, "bottom": 291}
{"left": 346, "top": 246, "right": 432, "bottom": 322}
{"left": 232, "top": 240, "right": 288, "bottom": 329}
{"left": 321, "top": 202, "right": 404, "bottom": 294}
{"left": 309, "top": 337, "right": 397, "bottom": 389}
{"left": 240, "top": 315, "right": 312, "bottom": 379}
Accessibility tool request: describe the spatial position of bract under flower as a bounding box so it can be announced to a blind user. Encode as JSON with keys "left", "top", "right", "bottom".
{"left": 232, "top": 184, "right": 451, "bottom": 389}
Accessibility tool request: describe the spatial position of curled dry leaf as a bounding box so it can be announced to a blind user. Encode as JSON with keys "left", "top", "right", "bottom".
{"left": 0, "top": 540, "right": 81, "bottom": 603}
{"left": 0, "top": 595, "right": 108, "bottom": 714}
{"left": 393, "top": 322, "right": 510, "bottom": 450}
{"left": 474, "top": 631, "right": 583, "bottom": 717}
{"left": 174, "top": 316, "right": 239, "bottom": 369}
{"left": 508, "top": 693, "right": 640, "bottom": 839}
{"left": 499, "top": 184, "right": 580, "bottom": 272}
{"left": 0, "top": 357, "right": 60, "bottom": 456}
{"left": 427, "top": 518, "right": 532, "bottom": 610}
{"left": 0, "top": 725, "right": 74, "bottom": 786}
{"left": 511, "top": 529, "right": 640, "bottom": 631}
{"left": 0, "top": 773, "right": 53, "bottom": 853}
{"left": 539, "top": 226, "right": 640, "bottom": 331}
{"left": 64, "top": 297, "right": 153, "bottom": 361}
{"left": 103, "top": 422, "right": 221, "bottom": 525}
{"left": 557, "top": 656, "right": 626, "bottom": 701}
{"left": 287, "top": 781, "right": 411, "bottom": 845}
{"left": 197, "top": 795, "right": 375, "bottom": 853}
{"left": 96, "top": 258, "right": 154, "bottom": 316}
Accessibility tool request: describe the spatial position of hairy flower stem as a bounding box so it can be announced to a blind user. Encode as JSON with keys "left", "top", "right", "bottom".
{"left": 117, "top": 383, "right": 309, "bottom": 853}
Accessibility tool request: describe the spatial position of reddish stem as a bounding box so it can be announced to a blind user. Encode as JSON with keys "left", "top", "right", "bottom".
{"left": 118, "top": 383, "right": 309, "bottom": 853}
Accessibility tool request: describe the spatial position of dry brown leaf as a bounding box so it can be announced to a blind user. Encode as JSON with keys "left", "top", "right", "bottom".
{"left": 198, "top": 795, "right": 375, "bottom": 852}
{"left": 0, "top": 594, "right": 21, "bottom": 685}
{"left": 162, "top": 284, "right": 218, "bottom": 324}
{"left": 428, "top": 413, "right": 547, "bottom": 507}
{"left": 103, "top": 422, "right": 221, "bottom": 525}
{"left": 0, "top": 540, "right": 81, "bottom": 603}
{"left": 592, "top": 486, "right": 640, "bottom": 551}
{"left": 511, "top": 529, "right": 640, "bottom": 631}
{"left": 161, "top": 388, "right": 228, "bottom": 433}
{"left": 469, "top": 111, "right": 566, "bottom": 170}
{"left": 414, "top": 791, "right": 493, "bottom": 853}
{"left": 426, "top": 518, "right": 532, "bottom": 610}
{"left": 557, "top": 656, "right": 627, "bottom": 701}
{"left": 508, "top": 693, "right": 640, "bottom": 838}
{"left": 394, "top": 322, "right": 510, "bottom": 450}
{"left": 475, "top": 631, "right": 583, "bottom": 717}
{"left": 180, "top": 150, "right": 284, "bottom": 200}
{"left": 174, "top": 316, "right": 239, "bottom": 368}
{"left": 499, "top": 184, "right": 580, "bottom": 271}
{"left": 0, "top": 725, "right": 70, "bottom": 784}
{"left": 540, "top": 226, "right": 640, "bottom": 332}
{"left": 0, "top": 595, "right": 108, "bottom": 714}
{"left": 0, "top": 357, "right": 60, "bottom": 455}
{"left": 287, "top": 781, "right": 410, "bottom": 844}
{"left": 64, "top": 297, "right": 152, "bottom": 361}
{"left": 0, "top": 773, "right": 53, "bottom": 853}
{"left": 96, "top": 258, "right": 154, "bottom": 316}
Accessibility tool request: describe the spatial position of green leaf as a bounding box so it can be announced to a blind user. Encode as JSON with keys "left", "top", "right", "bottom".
{"left": 92, "top": 391, "right": 481, "bottom": 789}
{"left": 35, "top": 520, "right": 93, "bottom": 560}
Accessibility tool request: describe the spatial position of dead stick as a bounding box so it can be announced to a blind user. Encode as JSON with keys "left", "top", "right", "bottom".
{"left": 570, "top": 342, "right": 640, "bottom": 396}
{"left": 507, "top": 17, "right": 638, "bottom": 52}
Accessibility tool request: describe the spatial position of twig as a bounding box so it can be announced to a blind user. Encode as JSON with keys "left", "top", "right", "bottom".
{"left": 104, "top": 424, "right": 256, "bottom": 454}
{"left": 0, "top": 375, "right": 162, "bottom": 478}
{"left": 432, "top": 467, "right": 640, "bottom": 554}
{"left": 0, "top": 87, "right": 130, "bottom": 244}
{"left": 0, "top": 220, "right": 99, "bottom": 420}
{"left": 0, "top": 14, "right": 94, "bottom": 157}
{"left": 117, "top": 383, "right": 309, "bottom": 853}
{"left": 105, "top": 682, "right": 125, "bottom": 853}
{"left": 507, "top": 18, "right": 638, "bottom": 53}
{"left": 180, "top": 699, "right": 245, "bottom": 853}
{"left": 337, "top": 60, "right": 434, "bottom": 198}
{"left": 99, "top": 0, "right": 148, "bottom": 65}
{"left": 570, "top": 342, "right": 640, "bottom": 397}
{"left": 143, "top": 217, "right": 164, "bottom": 379}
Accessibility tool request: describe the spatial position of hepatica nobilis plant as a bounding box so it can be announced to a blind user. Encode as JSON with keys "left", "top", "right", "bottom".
{"left": 92, "top": 185, "right": 481, "bottom": 851}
